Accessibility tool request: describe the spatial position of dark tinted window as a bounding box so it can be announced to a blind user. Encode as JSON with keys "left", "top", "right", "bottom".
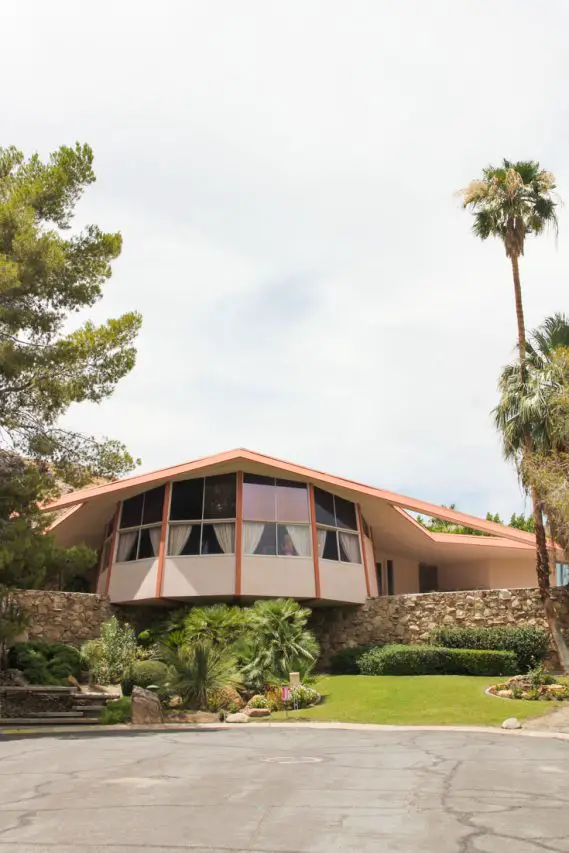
{"left": 180, "top": 525, "right": 201, "bottom": 556}
{"left": 170, "top": 478, "right": 204, "bottom": 521}
{"left": 322, "top": 529, "right": 339, "bottom": 561}
{"left": 120, "top": 494, "right": 144, "bottom": 529}
{"left": 203, "top": 474, "right": 236, "bottom": 519}
{"left": 335, "top": 496, "right": 357, "bottom": 531}
{"left": 142, "top": 486, "right": 165, "bottom": 525}
{"left": 254, "top": 524, "right": 277, "bottom": 555}
{"left": 314, "top": 488, "right": 336, "bottom": 527}
{"left": 243, "top": 473, "right": 273, "bottom": 485}
{"left": 138, "top": 527, "right": 156, "bottom": 559}
{"left": 201, "top": 525, "right": 224, "bottom": 554}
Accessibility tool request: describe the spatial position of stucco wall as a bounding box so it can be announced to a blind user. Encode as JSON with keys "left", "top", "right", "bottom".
{"left": 12, "top": 590, "right": 113, "bottom": 645}
{"left": 309, "top": 587, "right": 569, "bottom": 667}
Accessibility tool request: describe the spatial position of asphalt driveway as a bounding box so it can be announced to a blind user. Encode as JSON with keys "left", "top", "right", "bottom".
{"left": 0, "top": 726, "right": 567, "bottom": 852}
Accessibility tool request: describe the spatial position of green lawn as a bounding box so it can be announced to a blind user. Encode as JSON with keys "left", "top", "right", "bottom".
{"left": 268, "top": 675, "right": 556, "bottom": 726}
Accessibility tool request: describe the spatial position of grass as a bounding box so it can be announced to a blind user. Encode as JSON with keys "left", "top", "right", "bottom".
{"left": 268, "top": 675, "right": 557, "bottom": 727}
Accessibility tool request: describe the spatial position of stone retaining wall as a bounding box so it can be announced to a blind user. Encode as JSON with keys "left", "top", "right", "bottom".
{"left": 310, "top": 588, "right": 569, "bottom": 667}
{"left": 12, "top": 590, "right": 113, "bottom": 645}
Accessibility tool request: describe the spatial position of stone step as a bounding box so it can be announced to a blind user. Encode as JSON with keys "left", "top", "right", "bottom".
{"left": 72, "top": 706, "right": 105, "bottom": 715}
{"left": 29, "top": 711, "right": 87, "bottom": 718}
{"left": 0, "top": 717, "right": 100, "bottom": 726}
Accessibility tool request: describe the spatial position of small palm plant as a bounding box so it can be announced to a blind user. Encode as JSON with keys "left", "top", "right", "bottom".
{"left": 182, "top": 603, "right": 247, "bottom": 647}
{"left": 159, "top": 641, "right": 242, "bottom": 710}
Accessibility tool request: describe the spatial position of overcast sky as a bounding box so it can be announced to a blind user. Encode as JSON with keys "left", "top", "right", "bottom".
{"left": 3, "top": 1, "right": 569, "bottom": 519}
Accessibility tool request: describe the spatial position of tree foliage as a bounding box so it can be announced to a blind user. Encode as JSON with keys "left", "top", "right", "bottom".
{"left": 415, "top": 505, "right": 534, "bottom": 536}
{"left": 0, "top": 142, "right": 142, "bottom": 486}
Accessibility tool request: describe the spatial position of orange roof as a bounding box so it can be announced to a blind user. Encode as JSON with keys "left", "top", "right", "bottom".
{"left": 44, "top": 447, "right": 539, "bottom": 548}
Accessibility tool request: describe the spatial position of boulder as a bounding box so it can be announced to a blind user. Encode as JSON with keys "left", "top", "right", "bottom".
{"left": 501, "top": 717, "right": 522, "bottom": 730}
{"left": 246, "top": 708, "right": 271, "bottom": 718}
{"left": 497, "top": 690, "right": 513, "bottom": 698}
{"left": 226, "top": 712, "right": 250, "bottom": 724}
{"left": 131, "top": 686, "right": 163, "bottom": 725}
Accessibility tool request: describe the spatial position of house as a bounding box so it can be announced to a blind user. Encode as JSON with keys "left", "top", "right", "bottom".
{"left": 45, "top": 448, "right": 563, "bottom": 606}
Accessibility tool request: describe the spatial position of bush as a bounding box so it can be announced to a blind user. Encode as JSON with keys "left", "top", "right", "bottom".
{"left": 100, "top": 696, "right": 131, "bottom": 725}
{"left": 81, "top": 617, "right": 137, "bottom": 685}
{"left": 358, "top": 644, "right": 518, "bottom": 676}
{"left": 9, "top": 640, "right": 82, "bottom": 685}
{"left": 287, "top": 685, "right": 319, "bottom": 709}
{"left": 130, "top": 660, "right": 169, "bottom": 689}
{"left": 248, "top": 694, "right": 270, "bottom": 709}
{"left": 428, "top": 626, "right": 550, "bottom": 672}
{"left": 329, "top": 645, "right": 375, "bottom": 675}
{"left": 207, "top": 686, "right": 245, "bottom": 712}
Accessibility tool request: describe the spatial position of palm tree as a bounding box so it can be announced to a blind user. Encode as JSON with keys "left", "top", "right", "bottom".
{"left": 461, "top": 160, "right": 558, "bottom": 360}
{"left": 181, "top": 603, "right": 247, "bottom": 647}
{"left": 495, "top": 314, "right": 569, "bottom": 669}
{"left": 239, "top": 599, "right": 319, "bottom": 691}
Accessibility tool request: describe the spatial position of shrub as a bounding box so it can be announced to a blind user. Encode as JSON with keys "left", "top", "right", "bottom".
{"left": 428, "top": 626, "right": 550, "bottom": 672}
{"left": 100, "top": 696, "right": 131, "bottom": 725}
{"left": 81, "top": 617, "right": 137, "bottom": 685}
{"left": 207, "top": 685, "right": 245, "bottom": 712}
{"left": 130, "top": 660, "right": 169, "bottom": 689}
{"left": 329, "top": 645, "right": 375, "bottom": 675}
{"left": 287, "top": 685, "right": 319, "bottom": 709}
{"left": 159, "top": 641, "right": 242, "bottom": 710}
{"left": 9, "top": 640, "right": 82, "bottom": 684}
{"left": 248, "top": 694, "right": 270, "bottom": 709}
{"left": 358, "top": 644, "right": 518, "bottom": 676}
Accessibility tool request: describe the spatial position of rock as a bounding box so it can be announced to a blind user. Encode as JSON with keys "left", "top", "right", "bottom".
{"left": 501, "top": 717, "right": 522, "bottom": 730}
{"left": 497, "top": 690, "right": 513, "bottom": 698}
{"left": 246, "top": 708, "right": 271, "bottom": 718}
{"left": 226, "top": 712, "right": 250, "bottom": 723}
{"left": 131, "top": 686, "right": 163, "bottom": 725}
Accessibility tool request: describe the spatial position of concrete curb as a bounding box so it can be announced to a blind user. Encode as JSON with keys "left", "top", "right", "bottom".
{"left": 1, "top": 720, "right": 569, "bottom": 740}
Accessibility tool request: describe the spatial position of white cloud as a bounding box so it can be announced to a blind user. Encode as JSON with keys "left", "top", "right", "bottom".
{"left": 3, "top": 0, "right": 569, "bottom": 519}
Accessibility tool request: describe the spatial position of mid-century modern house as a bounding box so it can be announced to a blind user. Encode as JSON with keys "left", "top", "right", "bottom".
{"left": 46, "top": 448, "right": 566, "bottom": 606}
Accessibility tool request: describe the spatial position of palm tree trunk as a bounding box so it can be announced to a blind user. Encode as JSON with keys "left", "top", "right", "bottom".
{"left": 510, "top": 253, "right": 526, "bottom": 359}
{"left": 511, "top": 254, "right": 569, "bottom": 671}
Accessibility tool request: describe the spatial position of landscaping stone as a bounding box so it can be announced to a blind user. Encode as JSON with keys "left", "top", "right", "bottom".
{"left": 131, "top": 686, "right": 163, "bottom": 725}
{"left": 226, "top": 712, "right": 250, "bottom": 723}
{"left": 497, "top": 690, "right": 513, "bottom": 698}
{"left": 501, "top": 717, "right": 522, "bottom": 730}
{"left": 246, "top": 708, "right": 271, "bottom": 718}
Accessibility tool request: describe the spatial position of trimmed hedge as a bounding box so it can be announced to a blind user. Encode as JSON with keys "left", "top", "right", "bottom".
{"left": 8, "top": 641, "right": 82, "bottom": 685}
{"left": 358, "top": 644, "right": 518, "bottom": 676}
{"left": 329, "top": 644, "right": 375, "bottom": 675}
{"left": 130, "top": 660, "right": 169, "bottom": 689}
{"left": 428, "top": 626, "right": 550, "bottom": 672}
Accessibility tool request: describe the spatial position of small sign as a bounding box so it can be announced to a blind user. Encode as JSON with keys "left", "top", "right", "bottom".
{"left": 281, "top": 686, "right": 291, "bottom": 702}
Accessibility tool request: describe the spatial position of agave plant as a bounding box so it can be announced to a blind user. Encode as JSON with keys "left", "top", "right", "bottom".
{"left": 158, "top": 641, "right": 242, "bottom": 710}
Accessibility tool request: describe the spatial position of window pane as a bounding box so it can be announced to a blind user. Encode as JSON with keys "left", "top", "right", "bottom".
{"left": 120, "top": 494, "right": 143, "bottom": 529}
{"left": 244, "top": 522, "right": 276, "bottom": 555}
{"left": 278, "top": 524, "right": 311, "bottom": 557}
{"left": 117, "top": 530, "right": 138, "bottom": 562}
{"left": 142, "top": 485, "right": 165, "bottom": 525}
{"left": 334, "top": 496, "right": 358, "bottom": 531}
{"left": 322, "top": 529, "right": 339, "bottom": 561}
{"left": 276, "top": 480, "right": 309, "bottom": 521}
{"left": 314, "top": 487, "right": 336, "bottom": 527}
{"left": 243, "top": 474, "right": 274, "bottom": 485}
{"left": 138, "top": 527, "right": 159, "bottom": 559}
{"left": 243, "top": 481, "right": 276, "bottom": 521}
{"left": 201, "top": 524, "right": 224, "bottom": 555}
{"left": 170, "top": 478, "right": 204, "bottom": 521}
{"left": 338, "top": 532, "right": 361, "bottom": 563}
{"left": 203, "top": 474, "right": 236, "bottom": 519}
{"left": 180, "top": 525, "right": 201, "bottom": 556}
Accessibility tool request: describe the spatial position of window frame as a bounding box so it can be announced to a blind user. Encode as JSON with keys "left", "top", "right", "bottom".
{"left": 167, "top": 474, "right": 237, "bottom": 557}
{"left": 116, "top": 486, "right": 166, "bottom": 564}
{"left": 242, "top": 475, "right": 311, "bottom": 558}
{"left": 243, "top": 521, "right": 312, "bottom": 558}
{"left": 313, "top": 488, "right": 362, "bottom": 564}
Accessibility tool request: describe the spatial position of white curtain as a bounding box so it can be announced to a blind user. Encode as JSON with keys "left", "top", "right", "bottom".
{"left": 339, "top": 532, "right": 361, "bottom": 563}
{"left": 213, "top": 523, "right": 235, "bottom": 554}
{"left": 117, "top": 531, "right": 137, "bottom": 562}
{"left": 149, "top": 527, "right": 161, "bottom": 557}
{"left": 243, "top": 522, "right": 265, "bottom": 555}
{"left": 285, "top": 525, "right": 311, "bottom": 557}
{"left": 317, "top": 529, "right": 327, "bottom": 558}
{"left": 168, "top": 524, "right": 192, "bottom": 556}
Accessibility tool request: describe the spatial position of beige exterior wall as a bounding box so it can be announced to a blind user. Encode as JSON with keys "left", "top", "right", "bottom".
{"left": 437, "top": 561, "right": 490, "bottom": 591}
{"left": 392, "top": 556, "right": 419, "bottom": 594}
{"left": 161, "top": 555, "right": 236, "bottom": 598}
{"left": 364, "top": 536, "right": 378, "bottom": 596}
{"left": 96, "top": 568, "right": 109, "bottom": 595}
{"left": 241, "top": 556, "right": 315, "bottom": 599}
{"left": 319, "top": 559, "right": 368, "bottom": 604}
{"left": 108, "top": 558, "right": 158, "bottom": 603}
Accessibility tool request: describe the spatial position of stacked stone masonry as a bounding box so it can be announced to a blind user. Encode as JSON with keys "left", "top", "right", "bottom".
{"left": 309, "top": 588, "right": 569, "bottom": 668}
{"left": 12, "top": 590, "right": 113, "bottom": 645}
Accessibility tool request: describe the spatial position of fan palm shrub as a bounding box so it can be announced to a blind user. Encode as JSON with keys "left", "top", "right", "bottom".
{"left": 158, "top": 641, "right": 242, "bottom": 710}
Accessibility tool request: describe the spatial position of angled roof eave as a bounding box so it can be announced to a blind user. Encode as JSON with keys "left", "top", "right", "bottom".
{"left": 43, "top": 447, "right": 540, "bottom": 548}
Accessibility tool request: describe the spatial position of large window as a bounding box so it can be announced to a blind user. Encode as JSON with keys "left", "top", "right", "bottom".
{"left": 168, "top": 474, "right": 236, "bottom": 556}
{"left": 116, "top": 486, "right": 165, "bottom": 562}
{"left": 314, "top": 487, "right": 361, "bottom": 563}
{"left": 243, "top": 475, "right": 311, "bottom": 556}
